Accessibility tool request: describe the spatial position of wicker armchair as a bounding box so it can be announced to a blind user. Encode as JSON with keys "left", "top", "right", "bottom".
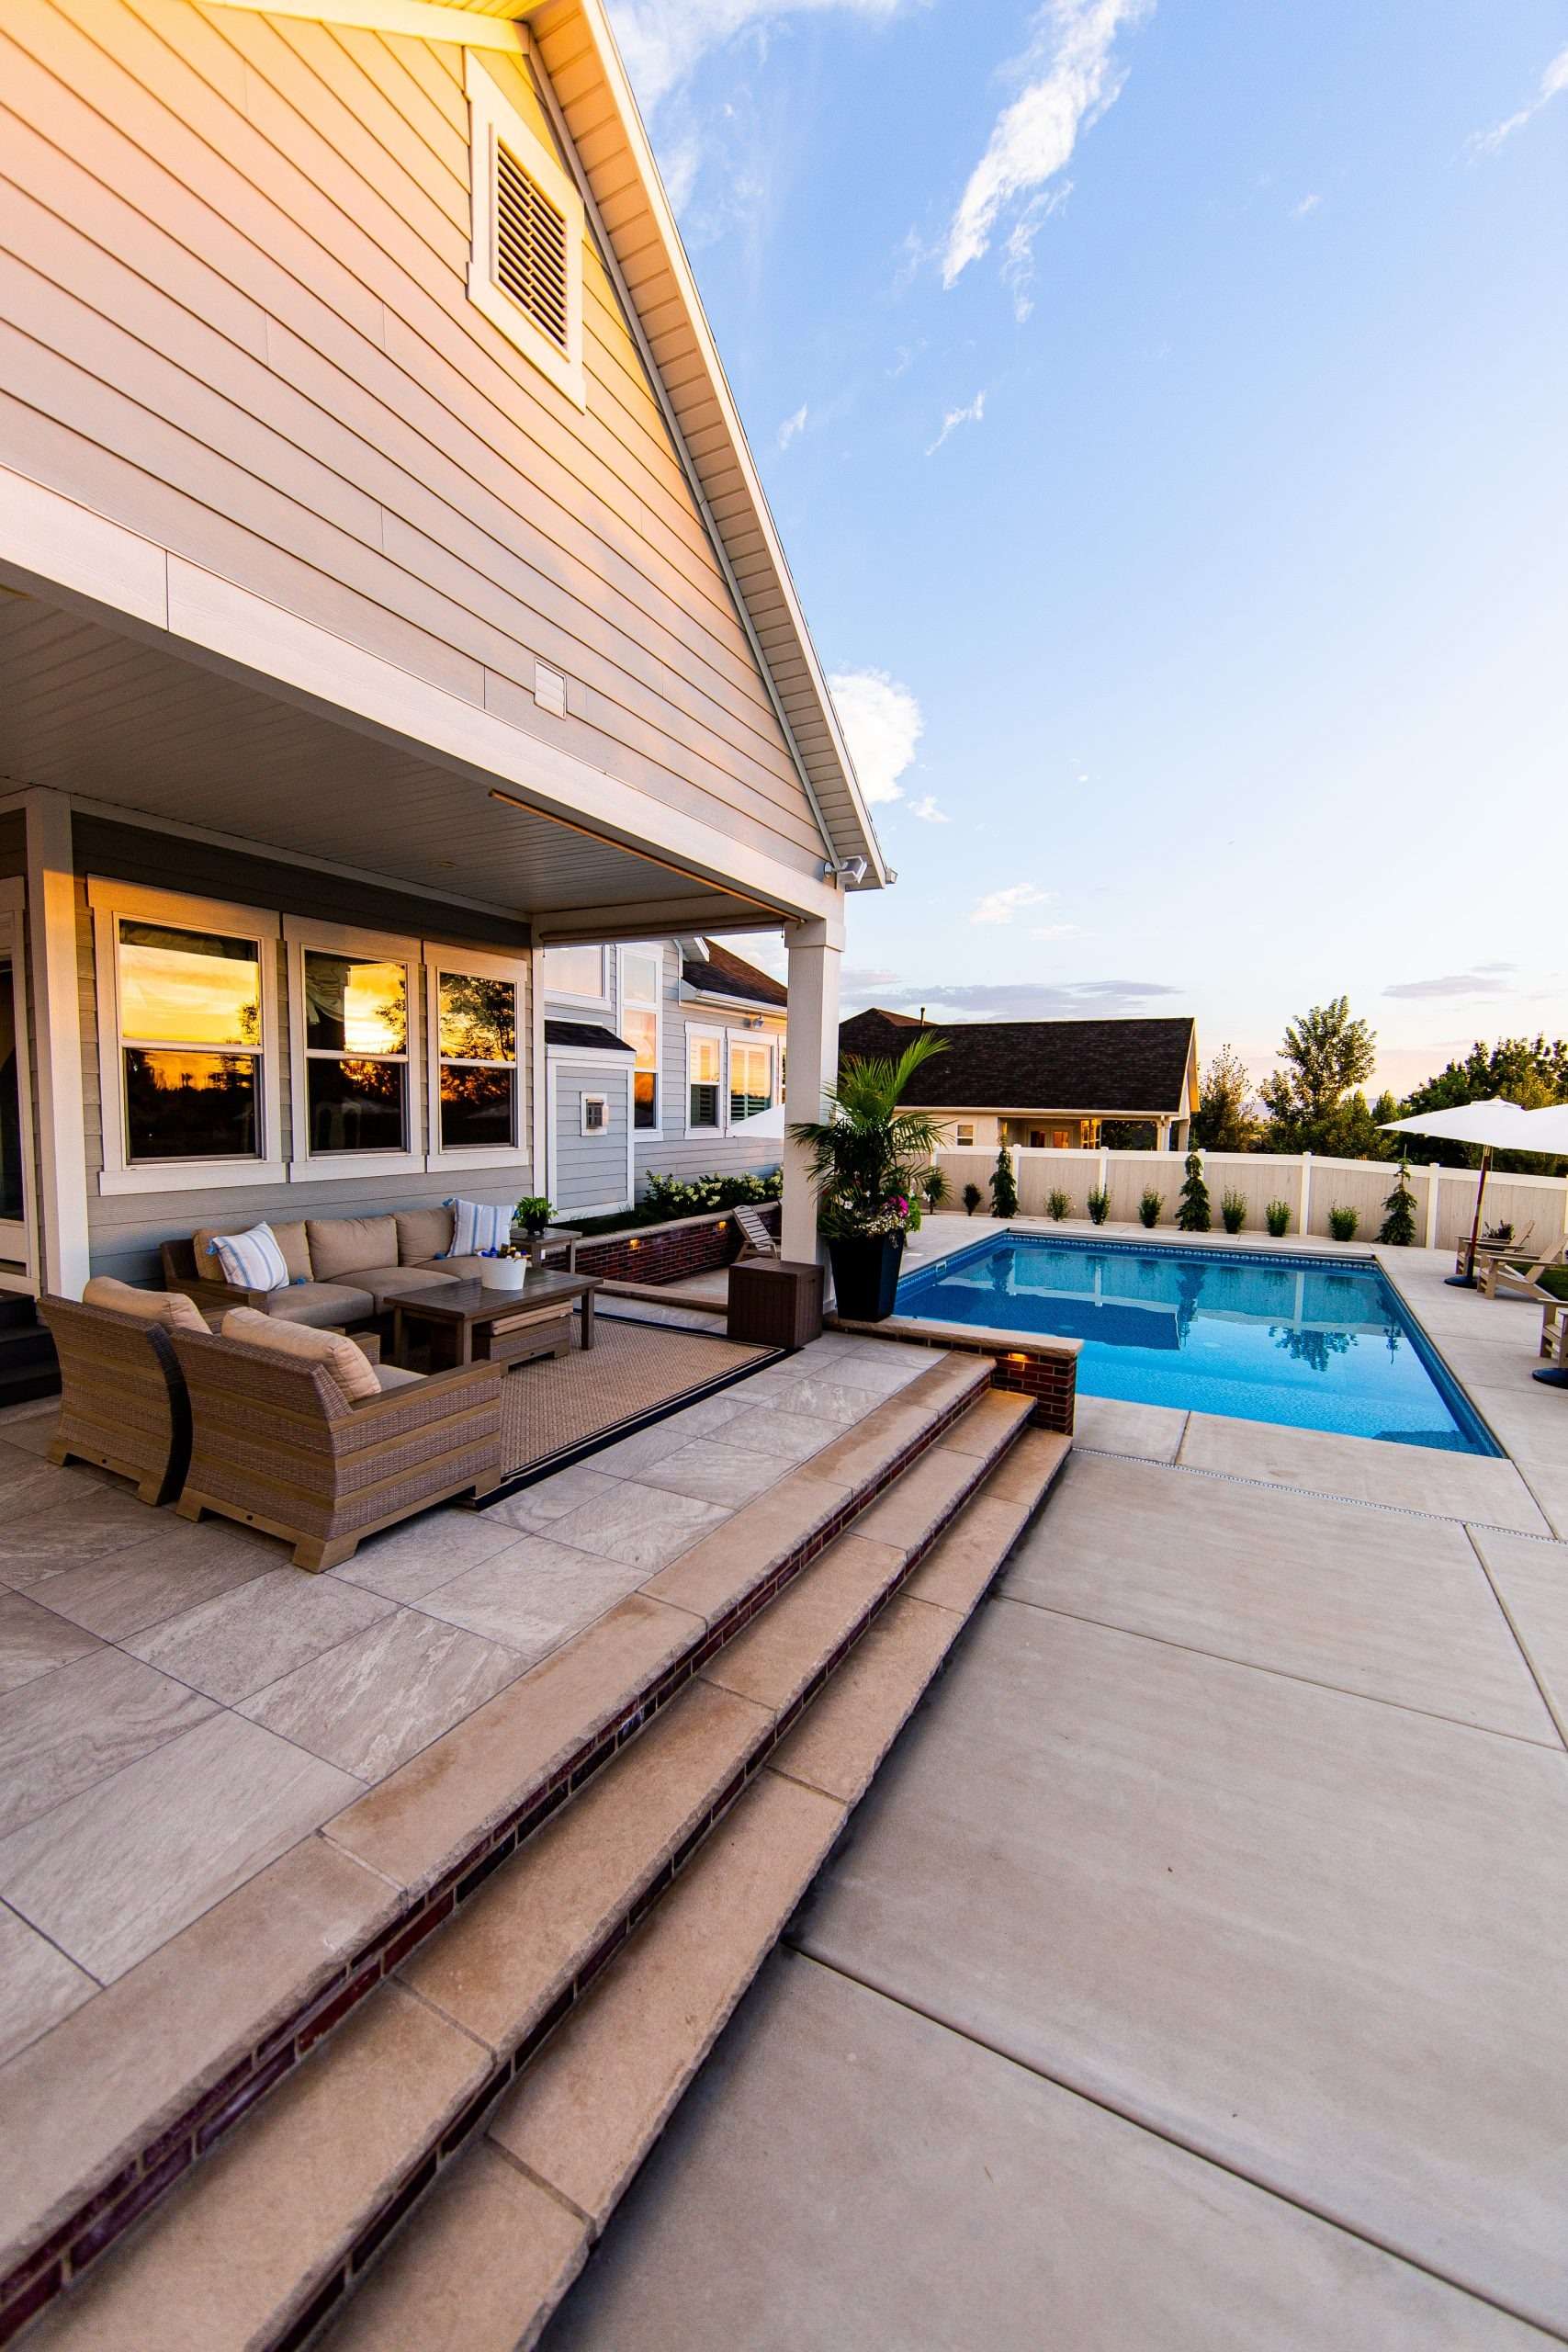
{"left": 39, "top": 1294, "right": 194, "bottom": 1507}
{"left": 169, "top": 1328, "right": 503, "bottom": 1572}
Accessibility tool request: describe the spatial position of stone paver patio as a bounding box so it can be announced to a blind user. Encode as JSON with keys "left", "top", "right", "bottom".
{"left": 0, "top": 1328, "right": 938, "bottom": 2064}
{"left": 544, "top": 1238, "right": 1568, "bottom": 2348}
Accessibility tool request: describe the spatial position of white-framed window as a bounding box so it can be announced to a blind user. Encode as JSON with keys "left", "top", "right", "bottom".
{"left": 686, "top": 1026, "right": 723, "bottom": 1133}
{"left": 465, "top": 53, "right": 585, "bottom": 408}
{"left": 620, "top": 944, "right": 662, "bottom": 1137}
{"left": 728, "top": 1034, "right": 775, "bottom": 1125}
{"left": 540, "top": 944, "right": 608, "bottom": 1006}
{"left": 88, "top": 880, "right": 285, "bottom": 1194}
{"left": 955, "top": 1123, "right": 976, "bottom": 1148}
{"left": 581, "top": 1091, "right": 607, "bottom": 1136}
{"left": 426, "top": 944, "right": 525, "bottom": 1170}
{"left": 285, "top": 919, "right": 419, "bottom": 1180}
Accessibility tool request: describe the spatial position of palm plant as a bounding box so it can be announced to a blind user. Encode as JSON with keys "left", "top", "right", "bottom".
{"left": 789, "top": 1033, "right": 948, "bottom": 1238}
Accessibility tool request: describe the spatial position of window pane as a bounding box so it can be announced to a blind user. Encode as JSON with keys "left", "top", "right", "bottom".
{"left": 125, "top": 1049, "right": 258, "bottom": 1162}
{"left": 439, "top": 973, "right": 515, "bottom": 1062}
{"left": 118, "top": 922, "right": 260, "bottom": 1047}
{"left": 440, "top": 1065, "right": 515, "bottom": 1150}
{"left": 621, "top": 950, "right": 660, "bottom": 1005}
{"left": 304, "top": 953, "right": 407, "bottom": 1056}
{"left": 307, "top": 1057, "right": 407, "bottom": 1154}
{"left": 689, "top": 1082, "right": 719, "bottom": 1129}
{"left": 729, "top": 1043, "right": 773, "bottom": 1122}
{"left": 542, "top": 944, "right": 604, "bottom": 997}
{"left": 624, "top": 1008, "right": 658, "bottom": 1130}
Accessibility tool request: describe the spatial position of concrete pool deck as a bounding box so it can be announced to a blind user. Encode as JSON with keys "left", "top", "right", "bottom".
{"left": 543, "top": 1229, "right": 1568, "bottom": 2349}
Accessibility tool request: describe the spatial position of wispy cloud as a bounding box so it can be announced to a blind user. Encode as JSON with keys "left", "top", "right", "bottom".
{"left": 926, "top": 390, "right": 986, "bottom": 454}
{"left": 970, "top": 882, "right": 1052, "bottom": 925}
{"left": 828, "top": 667, "right": 923, "bottom": 805}
{"left": 909, "top": 794, "right": 949, "bottom": 822}
{"left": 1382, "top": 970, "right": 1518, "bottom": 1001}
{"left": 1001, "top": 183, "right": 1073, "bottom": 319}
{"left": 841, "top": 978, "right": 1182, "bottom": 1017}
{"left": 777, "top": 402, "right": 809, "bottom": 449}
{"left": 1469, "top": 41, "right": 1568, "bottom": 155}
{"left": 608, "top": 0, "right": 906, "bottom": 115}
{"left": 1292, "top": 191, "right": 1323, "bottom": 219}
{"left": 942, "top": 0, "right": 1153, "bottom": 292}
{"left": 1031, "top": 922, "right": 1078, "bottom": 941}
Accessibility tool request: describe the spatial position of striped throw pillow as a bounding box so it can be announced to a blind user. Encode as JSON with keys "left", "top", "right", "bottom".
{"left": 446, "top": 1199, "right": 513, "bottom": 1257}
{"left": 209, "top": 1223, "right": 290, "bottom": 1294}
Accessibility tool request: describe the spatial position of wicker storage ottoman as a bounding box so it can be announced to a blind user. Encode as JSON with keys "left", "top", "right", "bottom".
{"left": 728, "top": 1258, "right": 824, "bottom": 1352}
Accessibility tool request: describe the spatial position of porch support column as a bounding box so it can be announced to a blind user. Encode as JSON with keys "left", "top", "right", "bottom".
{"left": 781, "top": 914, "right": 842, "bottom": 1266}
{"left": 25, "top": 790, "right": 90, "bottom": 1296}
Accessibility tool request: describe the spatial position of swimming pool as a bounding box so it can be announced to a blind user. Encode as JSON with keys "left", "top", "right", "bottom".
{"left": 896, "top": 1233, "right": 1499, "bottom": 1455}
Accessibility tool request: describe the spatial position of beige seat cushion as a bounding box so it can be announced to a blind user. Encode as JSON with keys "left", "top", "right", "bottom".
{"left": 220, "top": 1307, "right": 380, "bottom": 1403}
{"left": 351, "top": 1264, "right": 460, "bottom": 1313}
{"left": 395, "top": 1206, "right": 455, "bottom": 1264}
{"left": 305, "top": 1215, "right": 398, "bottom": 1281}
{"left": 411, "top": 1254, "right": 487, "bottom": 1283}
{"left": 83, "top": 1276, "right": 207, "bottom": 1334}
{"left": 265, "top": 1282, "right": 377, "bottom": 1330}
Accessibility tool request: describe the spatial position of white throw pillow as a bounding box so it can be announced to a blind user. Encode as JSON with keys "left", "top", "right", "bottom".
{"left": 209, "top": 1223, "right": 290, "bottom": 1293}
{"left": 446, "top": 1199, "right": 513, "bottom": 1257}
{"left": 220, "top": 1307, "right": 381, "bottom": 1404}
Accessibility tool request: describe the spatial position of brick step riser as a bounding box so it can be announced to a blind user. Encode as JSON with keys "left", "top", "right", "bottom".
{"left": 0, "top": 1366, "right": 999, "bottom": 2345}
{"left": 273, "top": 1421, "right": 1042, "bottom": 2352}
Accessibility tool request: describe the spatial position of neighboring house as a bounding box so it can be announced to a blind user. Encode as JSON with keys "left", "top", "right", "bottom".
{"left": 840, "top": 1011, "right": 1200, "bottom": 1151}
{"left": 541, "top": 938, "right": 785, "bottom": 1217}
{"left": 0, "top": 0, "right": 886, "bottom": 1296}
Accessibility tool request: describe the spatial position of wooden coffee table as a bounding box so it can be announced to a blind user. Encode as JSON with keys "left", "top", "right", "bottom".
{"left": 388, "top": 1273, "right": 600, "bottom": 1371}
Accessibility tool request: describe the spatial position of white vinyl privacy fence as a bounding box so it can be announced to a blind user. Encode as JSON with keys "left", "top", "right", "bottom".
{"left": 932, "top": 1146, "right": 1568, "bottom": 1256}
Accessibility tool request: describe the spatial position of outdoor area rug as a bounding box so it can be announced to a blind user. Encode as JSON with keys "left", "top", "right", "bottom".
{"left": 490, "top": 1311, "right": 775, "bottom": 1494}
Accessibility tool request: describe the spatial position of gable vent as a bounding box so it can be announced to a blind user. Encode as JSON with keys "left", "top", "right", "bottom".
{"left": 493, "top": 141, "right": 569, "bottom": 354}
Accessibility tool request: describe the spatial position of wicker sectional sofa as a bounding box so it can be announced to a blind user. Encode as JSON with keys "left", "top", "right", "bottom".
{"left": 160, "top": 1205, "right": 501, "bottom": 1331}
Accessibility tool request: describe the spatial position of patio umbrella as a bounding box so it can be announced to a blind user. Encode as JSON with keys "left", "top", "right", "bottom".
{"left": 1379, "top": 1098, "right": 1538, "bottom": 1286}
{"left": 1517, "top": 1102, "right": 1568, "bottom": 1155}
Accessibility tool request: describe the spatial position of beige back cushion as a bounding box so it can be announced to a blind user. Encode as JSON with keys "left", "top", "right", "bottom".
{"left": 83, "top": 1277, "right": 207, "bottom": 1334}
{"left": 395, "top": 1206, "right": 455, "bottom": 1264}
{"left": 306, "top": 1216, "right": 398, "bottom": 1281}
{"left": 219, "top": 1307, "right": 381, "bottom": 1404}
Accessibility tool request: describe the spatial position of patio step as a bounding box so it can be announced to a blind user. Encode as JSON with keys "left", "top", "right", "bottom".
{"left": 2, "top": 1357, "right": 1057, "bottom": 2346}
{"left": 312, "top": 1426, "right": 1070, "bottom": 2352}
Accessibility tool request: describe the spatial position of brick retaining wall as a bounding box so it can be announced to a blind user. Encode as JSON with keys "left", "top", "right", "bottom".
{"left": 572, "top": 1202, "right": 780, "bottom": 1287}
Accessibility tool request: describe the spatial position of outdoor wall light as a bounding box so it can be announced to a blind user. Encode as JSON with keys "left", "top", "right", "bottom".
{"left": 820, "top": 854, "right": 869, "bottom": 886}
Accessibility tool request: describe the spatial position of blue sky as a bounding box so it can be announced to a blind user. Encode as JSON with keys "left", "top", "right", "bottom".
{"left": 606, "top": 1, "right": 1568, "bottom": 1100}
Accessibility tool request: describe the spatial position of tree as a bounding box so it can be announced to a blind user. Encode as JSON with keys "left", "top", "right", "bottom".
{"left": 991, "top": 1143, "right": 1019, "bottom": 1218}
{"left": 1176, "top": 1148, "right": 1212, "bottom": 1231}
{"left": 1379, "top": 1158, "right": 1417, "bottom": 1247}
{"left": 1191, "top": 1046, "right": 1260, "bottom": 1152}
{"left": 1259, "top": 997, "right": 1378, "bottom": 1153}
{"left": 1394, "top": 1036, "right": 1568, "bottom": 1172}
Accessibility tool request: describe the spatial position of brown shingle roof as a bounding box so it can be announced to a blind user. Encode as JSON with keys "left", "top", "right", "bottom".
{"left": 681, "top": 940, "right": 787, "bottom": 1010}
{"left": 839, "top": 1010, "right": 1197, "bottom": 1115}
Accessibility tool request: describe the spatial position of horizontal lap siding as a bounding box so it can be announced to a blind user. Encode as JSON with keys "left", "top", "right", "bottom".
{"left": 638, "top": 961, "right": 785, "bottom": 1193}
{"left": 0, "top": 1, "right": 822, "bottom": 874}
{"left": 552, "top": 1067, "right": 630, "bottom": 1213}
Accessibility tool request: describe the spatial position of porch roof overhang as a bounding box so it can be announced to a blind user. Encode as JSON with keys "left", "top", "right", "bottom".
{"left": 0, "top": 532, "right": 838, "bottom": 945}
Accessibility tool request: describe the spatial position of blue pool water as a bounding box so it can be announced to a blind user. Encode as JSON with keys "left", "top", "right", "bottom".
{"left": 897, "top": 1234, "right": 1498, "bottom": 1454}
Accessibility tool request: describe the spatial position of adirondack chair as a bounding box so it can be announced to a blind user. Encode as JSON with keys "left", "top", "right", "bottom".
{"left": 733, "top": 1204, "right": 779, "bottom": 1261}
{"left": 1476, "top": 1234, "right": 1568, "bottom": 1304}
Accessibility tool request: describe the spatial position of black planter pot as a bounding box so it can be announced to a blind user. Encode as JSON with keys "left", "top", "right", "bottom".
{"left": 828, "top": 1232, "right": 905, "bottom": 1322}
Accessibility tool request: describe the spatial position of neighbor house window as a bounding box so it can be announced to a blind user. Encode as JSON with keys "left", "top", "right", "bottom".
{"left": 116, "top": 918, "right": 265, "bottom": 1164}
{"left": 728, "top": 1037, "right": 774, "bottom": 1124}
{"left": 301, "top": 949, "right": 410, "bottom": 1156}
{"left": 466, "top": 53, "right": 584, "bottom": 406}
{"left": 620, "top": 946, "right": 662, "bottom": 1133}
{"left": 955, "top": 1123, "right": 975, "bottom": 1147}
{"left": 541, "top": 944, "right": 605, "bottom": 1002}
{"left": 687, "top": 1030, "right": 722, "bottom": 1132}
{"left": 435, "top": 964, "right": 518, "bottom": 1152}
